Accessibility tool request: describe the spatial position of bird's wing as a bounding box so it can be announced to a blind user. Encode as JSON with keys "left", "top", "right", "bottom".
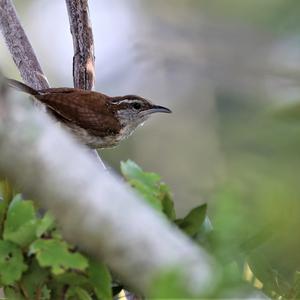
{"left": 35, "top": 89, "right": 121, "bottom": 137}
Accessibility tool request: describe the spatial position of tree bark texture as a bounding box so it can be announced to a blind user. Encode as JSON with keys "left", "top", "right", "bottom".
{"left": 65, "top": 0, "right": 95, "bottom": 90}
{"left": 0, "top": 0, "right": 49, "bottom": 90}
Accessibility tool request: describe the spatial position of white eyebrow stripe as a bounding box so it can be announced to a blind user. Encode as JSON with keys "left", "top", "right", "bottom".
{"left": 111, "top": 99, "right": 140, "bottom": 105}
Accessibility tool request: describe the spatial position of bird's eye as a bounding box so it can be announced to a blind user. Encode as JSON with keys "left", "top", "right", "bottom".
{"left": 132, "top": 102, "right": 142, "bottom": 110}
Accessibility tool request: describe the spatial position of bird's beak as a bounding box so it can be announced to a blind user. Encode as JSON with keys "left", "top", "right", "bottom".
{"left": 139, "top": 104, "right": 172, "bottom": 117}
{"left": 152, "top": 105, "right": 172, "bottom": 113}
{"left": 145, "top": 105, "right": 172, "bottom": 115}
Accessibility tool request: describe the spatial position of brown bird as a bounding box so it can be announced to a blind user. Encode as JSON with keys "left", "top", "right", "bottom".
{"left": 6, "top": 78, "right": 171, "bottom": 149}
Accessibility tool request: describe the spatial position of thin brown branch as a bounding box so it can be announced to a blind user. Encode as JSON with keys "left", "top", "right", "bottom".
{"left": 65, "top": 0, "right": 105, "bottom": 168}
{"left": 0, "top": 0, "right": 49, "bottom": 90}
{"left": 65, "top": 0, "right": 95, "bottom": 90}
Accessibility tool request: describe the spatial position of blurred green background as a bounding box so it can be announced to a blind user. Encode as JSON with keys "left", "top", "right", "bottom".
{"left": 2, "top": 1, "right": 300, "bottom": 297}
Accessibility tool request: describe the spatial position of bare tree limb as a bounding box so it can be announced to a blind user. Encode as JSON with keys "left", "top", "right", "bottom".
{"left": 0, "top": 85, "right": 216, "bottom": 297}
{"left": 65, "top": 0, "right": 106, "bottom": 169}
{"left": 65, "top": 0, "right": 95, "bottom": 90}
{"left": 0, "top": 0, "right": 49, "bottom": 90}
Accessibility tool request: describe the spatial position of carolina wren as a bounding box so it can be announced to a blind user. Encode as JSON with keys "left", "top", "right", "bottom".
{"left": 6, "top": 79, "right": 171, "bottom": 148}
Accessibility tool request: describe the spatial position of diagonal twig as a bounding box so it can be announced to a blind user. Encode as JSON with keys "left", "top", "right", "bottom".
{"left": 0, "top": 0, "right": 49, "bottom": 90}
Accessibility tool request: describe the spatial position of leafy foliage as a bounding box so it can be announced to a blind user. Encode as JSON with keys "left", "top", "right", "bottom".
{"left": 88, "top": 259, "right": 112, "bottom": 300}
{"left": 20, "top": 258, "right": 50, "bottom": 300}
{"left": 149, "top": 268, "right": 193, "bottom": 299}
{"left": 0, "top": 161, "right": 211, "bottom": 299}
{"left": 121, "top": 160, "right": 176, "bottom": 218}
{"left": 30, "top": 239, "right": 88, "bottom": 275}
{"left": 0, "top": 240, "right": 27, "bottom": 285}
{"left": 3, "top": 196, "right": 38, "bottom": 247}
{"left": 1, "top": 160, "right": 296, "bottom": 299}
{"left": 0, "top": 181, "right": 112, "bottom": 300}
{"left": 175, "top": 204, "right": 207, "bottom": 237}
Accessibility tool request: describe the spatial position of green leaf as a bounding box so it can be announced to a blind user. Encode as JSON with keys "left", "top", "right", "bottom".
{"left": 121, "top": 160, "right": 161, "bottom": 187}
{"left": 20, "top": 258, "right": 50, "bottom": 300}
{"left": 194, "top": 215, "right": 213, "bottom": 246}
{"left": 9, "top": 193, "right": 23, "bottom": 205}
{"left": 121, "top": 160, "right": 177, "bottom": 217}
{"left": 51, "top": 228, "right": 63, "bottom": 240}
{"left": 150, "top": 267, "right": 192, "bottom": 298}
{"left": 88, "top": 259, "right": 112, "bottom": 300}
{"left": 54, "top": 272, "right": 89, "bottom": 286}
{"left": 121, "top": 160, "right": 162, "bottom": 211}
{"left": 30, "top": 239, "right": 88, "bottom": 275}
{"left": 4, "top": 286, "right": 25, "bottom": 300}
{"left": 120, "top": 160, "right": 177, "bottom": 217}
{"left": 159, "top": 184, "right": 176, "bottom": 220}
{"left": 0, "top": 240, "right": 27, "bottom": 285}
{"left": 36, "top": 212, "right": 55, "bottom": 237}
{"left": 66, "top": 287, "right": 92, "bottom": 300}
{"left": 175, "top": 204, "right": 207, "bottom": 237}
{"left": 129, "top": 179, "right": 162, "bottom": 211}
{"left": 3, "top": 198, "right": 38, "bottom": 247}
{"left": 40, "top": 285, "right": 51, "bottom": 300}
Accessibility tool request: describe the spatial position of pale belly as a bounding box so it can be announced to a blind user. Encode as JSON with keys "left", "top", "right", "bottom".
{"left": 62, "top": 123, "right": 134, "bottom": 149}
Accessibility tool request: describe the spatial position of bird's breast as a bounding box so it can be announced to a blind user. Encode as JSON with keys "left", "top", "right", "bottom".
{"left": 62, "top": 122, "right": 127, "bottom": 149}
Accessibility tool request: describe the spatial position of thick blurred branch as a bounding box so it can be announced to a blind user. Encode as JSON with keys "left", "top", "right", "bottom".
{"left": 0, "top": 83, "right": 215, "bottom": 297}
{"left": 65, "top": 0, "right": 95, "bottom": 90}
{"left": 0, "top": 0, "right": 49, "bottom": 90}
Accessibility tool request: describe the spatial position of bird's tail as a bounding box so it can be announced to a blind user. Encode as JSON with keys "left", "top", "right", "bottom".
{"left": 6, "top": 78, "right": 38, "bottom": 96}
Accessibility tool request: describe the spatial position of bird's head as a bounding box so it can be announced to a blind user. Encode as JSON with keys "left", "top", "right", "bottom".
{"left": 111, "top": 95, "right": 171, "bottom": 132}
